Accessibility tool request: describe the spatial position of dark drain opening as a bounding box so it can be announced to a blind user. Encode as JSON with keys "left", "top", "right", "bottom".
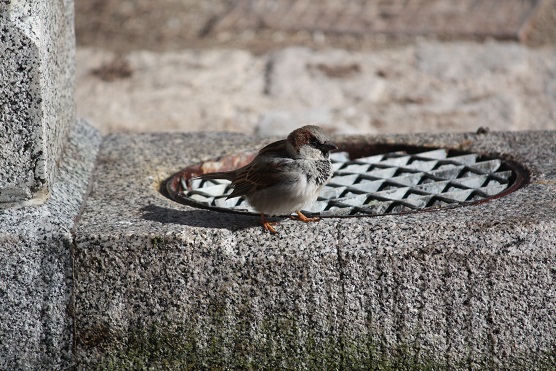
{"left": 163, "top": 143, "right": 528, "bottom": 218}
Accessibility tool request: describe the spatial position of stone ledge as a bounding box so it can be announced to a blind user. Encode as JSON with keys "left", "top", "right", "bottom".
{"left": 0, "top": 119, "right": 101, "bottom": 370}
{"left": 74, "top": 130, "right": 556, "bottom": 369}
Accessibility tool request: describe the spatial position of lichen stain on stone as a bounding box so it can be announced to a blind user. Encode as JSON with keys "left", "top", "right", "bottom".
{"left": 80, "top": 313, "right": 459, "bottom": 370}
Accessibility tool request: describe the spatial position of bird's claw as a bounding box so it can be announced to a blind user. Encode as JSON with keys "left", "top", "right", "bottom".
{"left": 262, "top": 221, "right": 278, "bottom": 234}
{"left": 291, "top": 211, "right": 320, "bottom": 223}
{"left": 260, "top": 213, "right": 279, "bottom": 234}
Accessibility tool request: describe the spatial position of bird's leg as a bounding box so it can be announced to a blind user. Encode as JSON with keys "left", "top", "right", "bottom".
{"left": 260, "top": 213, "right": 278, "bottom": 234}
{"left": 291, "top": 211, "right": 320, "bottom": 223}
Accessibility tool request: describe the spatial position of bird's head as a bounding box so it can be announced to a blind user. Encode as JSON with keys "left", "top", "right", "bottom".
{"left": 286, "top": 125, "right": 338, "bottom": 160}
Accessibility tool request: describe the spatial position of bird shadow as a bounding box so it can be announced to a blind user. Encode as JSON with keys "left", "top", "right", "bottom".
{"left": 140, "top": 204, "right": 265, "bottom": 232}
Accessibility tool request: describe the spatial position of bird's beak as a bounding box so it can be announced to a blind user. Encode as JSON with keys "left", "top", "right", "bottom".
{"left": 319, "top": 141, "right": 338, "bottom": 152}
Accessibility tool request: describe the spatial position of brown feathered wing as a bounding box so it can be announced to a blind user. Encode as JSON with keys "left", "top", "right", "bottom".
{"left": 227, "top": 139, "right": 291, "bottom": 199}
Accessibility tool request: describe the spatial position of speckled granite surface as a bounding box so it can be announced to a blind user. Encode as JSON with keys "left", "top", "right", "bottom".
{"left": 73, "top": 130, "right": 556, "bottom": 369}
{"left": 1, "top": 0, "right": 76, "bottom": 204}
{"left": 0, "top": 119, "right": 102, "bottom": 369}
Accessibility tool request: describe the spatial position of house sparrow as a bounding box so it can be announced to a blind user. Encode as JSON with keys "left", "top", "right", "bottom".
{"left": 198, "top": 125, "right": 337, "bottom": 234}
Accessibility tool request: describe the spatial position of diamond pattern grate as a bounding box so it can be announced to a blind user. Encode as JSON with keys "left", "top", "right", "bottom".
{"left": 166, "top": 148, "right": 525, "bottom": 217}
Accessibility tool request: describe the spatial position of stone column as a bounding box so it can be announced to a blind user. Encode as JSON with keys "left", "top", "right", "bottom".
{"left": 0, "top": 0, "right": 75, "bottom": 206}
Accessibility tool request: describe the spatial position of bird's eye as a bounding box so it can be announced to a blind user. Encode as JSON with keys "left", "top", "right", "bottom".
{"left": 309, "top": 138, "right": 319, "bottom": 148}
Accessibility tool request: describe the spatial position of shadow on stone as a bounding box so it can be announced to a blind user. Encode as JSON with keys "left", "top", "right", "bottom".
{"left": 140, "top": 204, "right": 259, "bottom": 232}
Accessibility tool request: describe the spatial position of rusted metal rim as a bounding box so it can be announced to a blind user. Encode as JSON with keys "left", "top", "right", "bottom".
{"left": 162, "top": 142, "right": 529, "bottom": 218}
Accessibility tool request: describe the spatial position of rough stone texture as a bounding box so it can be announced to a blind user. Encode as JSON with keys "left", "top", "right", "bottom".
{"left": 527, "top": 0, "right": 556, "bottom": 46}
{"left": 74, "top": 0, "right": 556, "bottom": 52}
{"left": 76, "top": 48, "right": 267, "bottom": 134}
{"left": 0, "top": 0, "right": 75, "bottom": 205}
{"left": 0, "top": 120, "right": 102, "bottom": 370}
{"left": 214, "top": 0, "right": 540, "bottom": 41}
{"left": 75, "top": 42, "right": 556, "bottom": 136}
{"left": 74, "top": 130, "right": 556, "bottom": 369}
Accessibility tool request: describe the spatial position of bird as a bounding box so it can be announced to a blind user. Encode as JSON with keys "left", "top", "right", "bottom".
{"left": 198, "top": 125, "right": 337, "bottom": 234}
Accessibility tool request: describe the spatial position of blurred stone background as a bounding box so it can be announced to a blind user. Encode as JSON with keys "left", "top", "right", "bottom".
{"left": 75, "top": 0, "right": 556, "bottom": 136}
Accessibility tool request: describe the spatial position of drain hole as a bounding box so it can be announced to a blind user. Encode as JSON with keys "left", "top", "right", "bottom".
{"left": 163, "top": 144, "right": 528, "bottom": 218}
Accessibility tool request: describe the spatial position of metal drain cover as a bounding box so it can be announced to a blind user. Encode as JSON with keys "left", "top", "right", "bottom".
{"left": 164, "top": 147, "right": 526, "bottom": 217}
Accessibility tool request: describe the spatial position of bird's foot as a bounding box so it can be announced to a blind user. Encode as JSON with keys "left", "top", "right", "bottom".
{"left": 260, "top": 213, "right": 278, "bottom": 234}
{"left": 262, "top": 221, "right": 278, "bottom": 234}
{"left": 291, "top": 211, "right": 320, "bottom": 223}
